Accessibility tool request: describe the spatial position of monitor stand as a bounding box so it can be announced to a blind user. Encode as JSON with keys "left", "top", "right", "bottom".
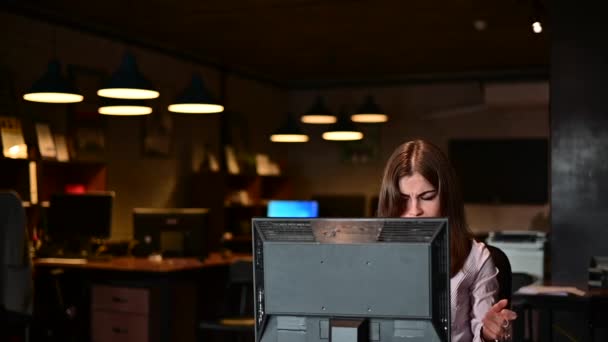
{"left": 330, "top": 318, "right": 369, "bottom": 342}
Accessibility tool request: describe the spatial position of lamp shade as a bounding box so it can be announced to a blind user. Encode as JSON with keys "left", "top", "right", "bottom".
{"left": 301, "top": 96, "right": 337, "bottom": 124}
{"left": 97, "top": 53, "right": 159, "bottom": 100}
{"left": 168, "top": 75, "right": 224, "bottom": 113}
{"left": 23, "top": 60, "right": 83, "bottom": 103}
{"left": 98, "top": 98, "right": 152, "bottom": 116}
{"left": 351, "top": 95, "right": 388, "bottom": 123}
{"left": 322, "top": 109, "right": 363, "bottom": 141}
{"left": 270, "top": 113, "right": 309, "bottom": 143}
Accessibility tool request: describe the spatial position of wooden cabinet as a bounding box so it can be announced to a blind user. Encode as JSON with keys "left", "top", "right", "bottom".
{"left": 35, "top": 259, "right": 201, "bottom": 342}
{"left": 92, "top": 285, "right": 150, "bottom": 314}
{"left": 91, "top": 285, "right": 156, "bottom": 342}
{"left": 92, "top": 311, "right": 149, "bottom": 342}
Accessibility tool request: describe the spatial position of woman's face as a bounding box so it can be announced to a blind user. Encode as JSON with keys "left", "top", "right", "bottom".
{"left": 398, "top": 172, "right": 441, "bottom": 217}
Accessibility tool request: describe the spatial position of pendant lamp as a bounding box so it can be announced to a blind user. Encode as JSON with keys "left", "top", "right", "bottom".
{"left": 98, "top": 98, "right": 152, "bottom": 116}
{"left": 351, "top": 95, "right": 388, "bottom": 123}
{"left": 322, "top": 108, "right": 363, "bottom": 141}
{"left": 97, "top": 52, "right": 159, "bottom": 100}
{"left": 300, "top": 96, "right": 337, "bottom": 124}
{"left": 23, "top": 60, "right": 83, "bottom": 103}
{"left": 270, "top": 113, "right": 309, "bottom": 143}
{"left": 168, "top": 74, "right": 224, "bottom": 113}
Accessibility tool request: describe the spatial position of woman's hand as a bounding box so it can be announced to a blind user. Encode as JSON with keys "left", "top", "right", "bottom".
{"left": 482, "top": 299, "right": 517, "bottom": 341}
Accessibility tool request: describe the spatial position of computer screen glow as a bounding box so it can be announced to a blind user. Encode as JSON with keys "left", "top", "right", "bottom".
{"left": 267, "top": 200, "right": 319, "bottom": 218}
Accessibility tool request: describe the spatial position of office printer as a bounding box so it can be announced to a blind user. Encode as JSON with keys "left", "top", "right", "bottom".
{"left": 589, "top": 256, "right": 608, "bottom": 288}
{"left": 487, "top": 231, "right": 547, "bottom": 281}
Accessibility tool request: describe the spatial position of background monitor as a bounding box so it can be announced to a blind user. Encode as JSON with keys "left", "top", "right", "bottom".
{"left": 47, "top": 192, "right": 114, "bottom": 241}
{"left": 267, "top": 200, "right": 319, "bottom": 218}
{"left": 312, "top": 194, "right": 367, "bottom": 217}
{"left": 449, "top": 138, "right": 548, "bottom": 204}
{"left": 133, "top": 208, "right": 209, "bottom": 258}
{"left": 252, "top": 218, "right": 450, "bottom": 342}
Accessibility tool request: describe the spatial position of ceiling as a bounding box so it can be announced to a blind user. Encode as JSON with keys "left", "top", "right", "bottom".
{"left": 3, "top": 0, "right": 549, "bottom": 86}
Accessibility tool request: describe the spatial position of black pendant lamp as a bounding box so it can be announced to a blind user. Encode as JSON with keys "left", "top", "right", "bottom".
{"left": 351, "top": 95, "right": 388, "bottom": 123}
{"left": 98, "top": 52, "right": 159, "bottom": 100}
{"left": 23, "top": 60, "right": 83, "bottom": 103}
{"left": 98, "top": 98, "right": 152, "bottom": 116}
{"left": 168, "top": 74, "right": 224, "bottom": 114}
{"left": 323, "top": 108, "right": 363, "bottom": 141}
{"left": 270, "top": 113, "right": 309, "bottom": 143}
{"left": 300, "top": 96, "right": 337, "bottom": 124}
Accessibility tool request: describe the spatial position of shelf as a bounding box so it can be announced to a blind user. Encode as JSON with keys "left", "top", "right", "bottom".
{"left": 37, "top": 160, "right": 107, "bottom": 201}
{"left": 1, "top": 158, "right": 108, "bottom": 203}
{"left": 190, "top": 169, "right": 291, "bottom": 254}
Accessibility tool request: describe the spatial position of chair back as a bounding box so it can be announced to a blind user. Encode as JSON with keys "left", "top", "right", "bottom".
{"left": 0, "top": 191, "right": 33, "bottom": 315}
{"left": 486, "top": 244, "right": 512, "bottom": 307}
{"left": 227, "top": 260, "right": 253, "bottom": 317}
{"left": 512, "top": 272, "right": 535, "bottom": 293}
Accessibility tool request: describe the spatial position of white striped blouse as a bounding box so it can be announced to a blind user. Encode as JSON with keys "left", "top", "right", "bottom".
{"left": 450, "top": 240, "right": 499, "bottom": 342}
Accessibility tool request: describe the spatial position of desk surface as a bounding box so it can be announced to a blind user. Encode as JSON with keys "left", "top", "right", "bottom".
{"left": 514, "top": 282, "right": 608, "bottom": 298}
{"left": 34, "top": 252, "right": 252, "bottom": 272}
{"left": 584, "top": 287, "right": 608, "bottom": 298}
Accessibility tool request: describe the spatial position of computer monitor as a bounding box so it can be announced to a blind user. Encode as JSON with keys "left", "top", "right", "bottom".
{"left": 47, "top": 192, "right": 114, "bottom": 241}
{"left": 252, "top": 218, "right": 450, "bottom": 342}
{"left": 267, "top": 200, "right": 319, "bottom": 218}
{"left": 312, "top": 194, "right": 367, "bottom": 217}
{"left": 133, "top": 208, "right": 210, "bottom": 258}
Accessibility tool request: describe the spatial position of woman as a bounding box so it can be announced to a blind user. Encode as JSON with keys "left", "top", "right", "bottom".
{"left": 377, "top": 139, "right": 516, "bottom": 342}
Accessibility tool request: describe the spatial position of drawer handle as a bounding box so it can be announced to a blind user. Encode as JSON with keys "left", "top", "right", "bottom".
{"left": 112, "top": 327, "right": 128, "bottom": 334}
{"left": 111, "top": 296, "right": 128, "bottom": 304}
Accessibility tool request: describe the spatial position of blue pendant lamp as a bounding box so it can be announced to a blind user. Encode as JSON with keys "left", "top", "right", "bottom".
{"left": 300, "top": 96, "right": 337, "bottom": 124}
{"left": 97, "top": 52, "right": 159, "bottom": 100}
{"left": 322, "top": 108, "right": 363, "bottom": 141}
{"left": 351, "top": 95, "right": 388, "bottom": 123}
{"left": 98, "top": 98, "right": 152, "bottom": 116}
{"left": 270, "top": 113, "right": 309, "bottom": 143}
{"left": 168, "top": 74, "right": 224, "bottom": 114}
{"left": 23, "top": 60, "right": 83, "bottom": 103}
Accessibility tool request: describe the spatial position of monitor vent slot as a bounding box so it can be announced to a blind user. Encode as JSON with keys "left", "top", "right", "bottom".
{"left": 257, "top": 221, "right": 314, "bottom": 242}
{"left": 378, "top": 221, "right": 438, "bottom": 242}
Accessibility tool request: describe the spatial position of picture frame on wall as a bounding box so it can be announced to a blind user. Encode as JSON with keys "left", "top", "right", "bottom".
{"left": 66, "top": 65, "right": 108, "bottom": 160}
{"left": 0, "top": 116, "right": 27, "bottom": 159}
{"left": 54, "top": 133, "right": 70, "bottom": 162}
{"left": 74, "top": 125, "right": 105, "bottom": 154}
{"left": 35, "top": 122, "right": 57, "bottom": 159}
{"left": 142, "top": 108, "right": 173, "bottom": 157}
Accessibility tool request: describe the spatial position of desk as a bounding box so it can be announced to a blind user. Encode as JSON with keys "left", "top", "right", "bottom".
{"left": 35, "top": 253, "right": 251, "bottom": 271}
{"left": 34, "top": 253, "right": 251, "bottom": 342}
{"left": 512, "top": 285, "right": 608, "bottom": 342}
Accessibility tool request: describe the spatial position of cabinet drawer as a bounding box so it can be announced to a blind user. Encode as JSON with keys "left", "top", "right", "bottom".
{"left": 92, "top": 310, "right": 148, "bottom": 342}
{"left": 92, "top": 285, "right": 149, "bottom": 314}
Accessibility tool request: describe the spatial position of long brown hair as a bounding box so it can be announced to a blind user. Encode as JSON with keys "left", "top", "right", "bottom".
{"left": 377, "top": 139, "right": 472, "bottom": 276}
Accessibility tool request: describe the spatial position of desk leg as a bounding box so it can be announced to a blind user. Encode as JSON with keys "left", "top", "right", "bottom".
{"left": 538, "top": 310, "right": 552, "bottom": 342}
{"left": 588, "top": 316, "right": 594, "bottom": 342}
{"left": 548, "top": 310, "right": 553, "bottom": 342}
